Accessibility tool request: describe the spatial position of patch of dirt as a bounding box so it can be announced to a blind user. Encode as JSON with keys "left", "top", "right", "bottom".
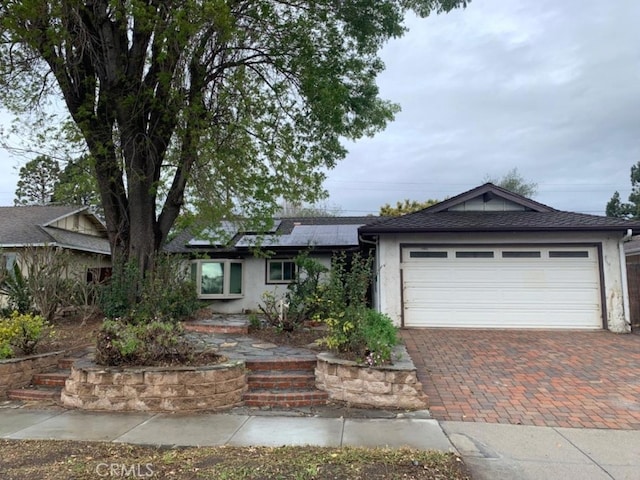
{"left": 31, "top": 312, "right": 102, "bottom": 356}
{"left": 0, "top": 440, "right": 472, "bottom": 480}
{"left": 248, "top": 324, "right": 327, "bottom": 349}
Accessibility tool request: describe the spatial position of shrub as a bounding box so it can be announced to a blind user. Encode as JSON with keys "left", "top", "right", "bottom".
{"left": 95, "top": 318, "right": 194, "bottom": 366}
{"left": 0, "top": 263, "right": 32, "bottom": 314}
{"left": 0, "top": 311, "right": 52, "bottom": 358}
{"left": 321, "top": 307, "right": 397, "bottom": 366}
{"left": 98, "top": 256, "right": 200, "bottom": 324}
{"left": 258, "top": 253, "right": 328, "bottom": 331}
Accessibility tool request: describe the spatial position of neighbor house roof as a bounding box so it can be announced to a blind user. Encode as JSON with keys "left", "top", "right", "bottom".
{"left": 0, "top": 205, "right": 110, "bottom": 255}
{"left": 360, "top": 183, "right": 640, "bottom": 234}
{"left": 165, "top": 216, "right": 379, "bottom": 254}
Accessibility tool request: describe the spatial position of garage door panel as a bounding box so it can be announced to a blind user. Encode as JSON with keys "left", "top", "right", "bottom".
{"left": 402, "top": 245, "right": 602, "bottom": 329}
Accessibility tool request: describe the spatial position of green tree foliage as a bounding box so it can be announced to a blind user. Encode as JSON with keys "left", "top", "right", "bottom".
{"left": 606, "top": 161, "right": 640, "bottom": 219}
{"left": 379, "top": 198, "right": 439, "bottom": 216}
{"left": 484, "top": 168, "right": 538, "bottom": 197}
{"left": 0, "top": 0, "right": 467, "bottom": 277}
{"left": 13, "top": 155, "right": 60, "bottom": 206}
{"left": 52, "top": 155, "right": 101, "bottom": 209}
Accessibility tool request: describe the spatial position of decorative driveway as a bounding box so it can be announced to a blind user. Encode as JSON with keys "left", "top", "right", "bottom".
{"left": 401, "top": 329, "right": 640, "bottom": 430}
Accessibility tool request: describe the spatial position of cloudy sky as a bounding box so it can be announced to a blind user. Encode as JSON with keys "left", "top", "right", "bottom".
{"left": 0, "top": 0, "right": 639, "bottom": 216}
{"left": 324, "top": 0, "right": 640, "bottom": 215}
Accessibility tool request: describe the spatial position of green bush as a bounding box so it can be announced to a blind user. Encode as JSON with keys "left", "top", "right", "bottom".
{"left": 98, "top": 256, "right": 200, "bottom": 323}
{"left": 321, "top": 307, "right": 397, "bottom": 366}
{"left": 0, "top": 263, "right": 32, "bottom": 314}
{"left": 0, "top": 311, "right": 52, "bottom": 358}
{"left": 95, "top": 318, "right": 194, "bottom": 366}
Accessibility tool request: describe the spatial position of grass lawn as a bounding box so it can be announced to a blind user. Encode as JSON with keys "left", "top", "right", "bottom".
{"left": 0, "top": 439, "right": 471, "bottom": 479}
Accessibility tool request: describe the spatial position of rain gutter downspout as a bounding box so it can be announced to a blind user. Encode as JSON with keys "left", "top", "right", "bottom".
{"left": 620, "top": 228, "right": 633, "bottom": 328}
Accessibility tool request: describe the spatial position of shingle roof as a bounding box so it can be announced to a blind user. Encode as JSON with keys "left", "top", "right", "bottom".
{"left": 360, "top": 184, "right": 640, "bottom": 234}
{"left": 0, "top": 205, "right": 109, "bottom": 254}
{"left": 360, "top": 210, "right": 640, "bottom": 234}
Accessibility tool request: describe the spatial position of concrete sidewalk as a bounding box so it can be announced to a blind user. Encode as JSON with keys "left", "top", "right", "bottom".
{"left": 443, "top": 421, "right": 640, "bottom": 480}
{"left": 3, "top": 408, "right": 640, "bottom": 479}
{"left": 0, "top": 408, "right": 452, "bottom": 450}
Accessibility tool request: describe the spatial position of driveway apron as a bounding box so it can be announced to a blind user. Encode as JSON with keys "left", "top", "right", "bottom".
{"left": 401, "top": 329, "right": 640, "bottom": 430}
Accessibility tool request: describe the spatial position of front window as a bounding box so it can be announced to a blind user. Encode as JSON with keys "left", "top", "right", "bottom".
{"left": 267, "top": 259, "right": 297, "bottom": 283}
{"left": 192, "top": 260, "right": 243, "bottom": 298}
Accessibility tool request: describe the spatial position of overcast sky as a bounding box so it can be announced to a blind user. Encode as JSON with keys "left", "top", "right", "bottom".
{"left": 1, "top": 0, "right": 639, "bottom": 216}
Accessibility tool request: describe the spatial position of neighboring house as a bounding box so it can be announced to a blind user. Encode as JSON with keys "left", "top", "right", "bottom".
{"left": 623, "top": 235, "right": 640, "bottom": 327}
{"left": 0, "top": 205, "right": 111, "bottom": 285}
{"left": 165, "top": 216, "right": 376, "bottom": 314}
{"left": 360, "top": 183, "right": 640, "bottom": 333}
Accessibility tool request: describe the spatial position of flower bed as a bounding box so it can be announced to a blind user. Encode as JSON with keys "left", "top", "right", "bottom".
{"left": 62, "top": 358, "right": 246, "bottom": 412}
{"left": 315, "top": 346, "right": 428, "bottom": 410}
{"left": 0, "top": 351, "right": 66, "bottom": 399}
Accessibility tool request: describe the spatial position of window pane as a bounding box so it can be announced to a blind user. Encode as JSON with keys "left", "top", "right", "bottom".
{"left": 549, "top": 251, "right": 589, "bottom": 258}
{"left": 456, "top": 251, "right": 494, "bottom": 258}
{"left": 410, "top": 251, "right": 447, "bottom": 258}
{"left": 502, "top": 251, "right": 541, "bottom": 258}
{"left": 229, "top": 263, "right": 243, "bottom": 294}
{"left": 269, "top": 262, "right": 283, "bottom": 281}
{"left": 283, "top": 262, "right": 296, "bottom": 281}
{"left": 201, "top": 262, "right": 224, "bottom": 295}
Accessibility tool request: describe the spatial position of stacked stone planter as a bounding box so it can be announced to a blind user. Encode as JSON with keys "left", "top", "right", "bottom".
{"left": 0, "top": 351, "right": 66, "bottom": 399}
{"left": 315, "top": 346, "right": 428, "bottom": 410}
{"left": 62, "top": 358, "right": 246, "bottom": 412}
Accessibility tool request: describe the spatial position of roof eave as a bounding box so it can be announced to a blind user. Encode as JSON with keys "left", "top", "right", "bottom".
{"left": 360, "top": 226, "right": 635, "bottom": 235}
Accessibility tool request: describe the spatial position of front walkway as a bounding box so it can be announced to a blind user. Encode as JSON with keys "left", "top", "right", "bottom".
{"left": 401, "top": 329, "right": 640, "bottom": 430}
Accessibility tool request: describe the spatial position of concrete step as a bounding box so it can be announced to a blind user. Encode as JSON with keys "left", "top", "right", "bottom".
{"left": 245, "top": 357, "right": 318, "bottom": 373}
{"left": 32, "top": 371, "right": 69, "bottom": 387}
{"left": 243, "top": 389, "right": 329, "bottom": 408}
{"left": 247, "top": 371, "right": 316, "bottom": 391}
{"left": 7, "top": 386, "right": 62, "bottom": 401}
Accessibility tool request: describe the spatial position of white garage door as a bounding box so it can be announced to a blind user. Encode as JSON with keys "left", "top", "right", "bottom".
{"left": 402, "top": 245, "right": 602, "bottom": 329}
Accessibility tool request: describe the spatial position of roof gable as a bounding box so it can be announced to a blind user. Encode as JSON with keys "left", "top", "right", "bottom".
{"left": 0, "top": 205, "right": 109, "bottom": 254}
{"left": 360, "top": 184, "right": 640, "bottom": 235}
{"left": 424, "top": 183, "right": 555, "bottom": 213}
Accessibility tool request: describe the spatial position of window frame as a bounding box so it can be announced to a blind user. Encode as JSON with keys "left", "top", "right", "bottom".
{"left": 266, "top": 258, "right": 297, "bottom": 284}
{"left": 191, "top": 259, "right": 244, "bottom": 299}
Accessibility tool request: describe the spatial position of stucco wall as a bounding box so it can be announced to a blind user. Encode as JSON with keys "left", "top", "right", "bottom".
{"left": 375, "top": 231, "right": 630, "bottom": 332}
{"left": 204, "top": 254, "right": 332, "bottom": 314}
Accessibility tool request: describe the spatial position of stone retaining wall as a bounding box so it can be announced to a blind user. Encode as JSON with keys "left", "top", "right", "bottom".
{"left": 315, "top": 346, "right": 428, "bottom": 410}
{"left": 62, "top": 359, "right": 246, "bottom": 412}
{"left": 0, "top": 351, "right": 65, "bottom": 399}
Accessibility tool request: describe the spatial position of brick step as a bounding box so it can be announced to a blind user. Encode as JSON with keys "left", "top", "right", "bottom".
{"left": 247, "top": 371, "right": 316, "bottom": 391}
{"left": 183, "top": 322, "right": 249, "bottom": 335}
{"left": 7, "top": 386, "right": 62, "bottom": 401}
{"left": 58, "top": 358, "right": 77, "bottom": 369}
{"left": 245, "top": 358, "right": 318, "bottom": 373}
{"left": 32, "top": 371, "right": 70, "bottom": 387}
{"left": 243, "top": 389, "right": 328, "bottom": 408}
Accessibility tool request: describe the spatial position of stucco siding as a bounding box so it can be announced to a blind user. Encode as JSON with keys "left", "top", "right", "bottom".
{"left": 203, "top": 254, "right": 332, "bottom": 314}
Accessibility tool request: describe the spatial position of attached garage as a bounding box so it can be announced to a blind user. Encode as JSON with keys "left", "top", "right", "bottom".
{"left": 360, "top": 183, "right": 640, "bottom": 333}
{"left": 401, "top": 245, "right": 602, "bottom": 329}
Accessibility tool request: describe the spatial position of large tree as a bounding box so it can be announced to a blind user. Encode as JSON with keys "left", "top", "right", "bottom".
{"left": 52, "top": 155, "right": 101, "bottom": 209}
{"left": 379, "top": 198, "right": 439, "bottom": 216}
{"left": 0, "top": 1, "right": 466, "bottom": 273}
{"left": 14, "top": 155, "right": 61, "bottom": 205}
{"left": 484, "top": 168, "right": 538, "bottom": 197}
{"left": 606, "top": 161, "right": 640, "bottom": 219}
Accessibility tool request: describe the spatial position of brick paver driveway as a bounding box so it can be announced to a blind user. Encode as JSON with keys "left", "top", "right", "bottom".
{"left": 401, "top": 329, "right": 640, "bottom": 430}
